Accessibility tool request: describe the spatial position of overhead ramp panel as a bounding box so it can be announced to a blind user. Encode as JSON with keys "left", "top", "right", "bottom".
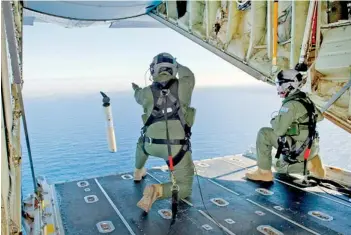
{"left": 23, "top": 1, "right": 163, "bottom": 28}
{"left": 312, "top": 23, "right": 351, "bottom": 132}
{"left": 21, "top": 0, "right": 351, "bottom": 133}
{"left": 149, "top": 1, "right": 351, "bottom": 134}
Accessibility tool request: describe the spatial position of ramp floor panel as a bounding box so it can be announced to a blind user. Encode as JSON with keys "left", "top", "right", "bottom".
{"left": 54, "top": 155, "right": 351, "bottom": 235}
{"left": 55, "top": 178, "right": 130, "bottom": 235}
{"left": 96, "top": 173, "right": 225, "bottom": 235}
{"left": 196, "top": 156, "right": 351, "bottom": 235}
{"left": 150, "top": 170, "right": 315, "bottom": 235}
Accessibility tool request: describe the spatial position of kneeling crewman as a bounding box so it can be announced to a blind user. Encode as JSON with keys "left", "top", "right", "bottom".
{"left": 132, "top": 52, "right": 196, "bottom": 212}
{"left": 246, "top": 68, "right": 326, "bottom": 182}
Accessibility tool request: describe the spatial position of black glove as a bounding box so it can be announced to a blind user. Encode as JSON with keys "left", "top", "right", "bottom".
{"left": 294, "top": 63, "right": 308, "bottom": 72}
{"left": 132, "top": 83, "right": 140, "bottom": 91}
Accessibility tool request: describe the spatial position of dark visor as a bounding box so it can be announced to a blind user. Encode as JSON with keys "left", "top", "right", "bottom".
{"left": 276, "top": 78, "right": 295, "bottom": 85}
{"left": 156, "top": 54, "right": 174, "bottom": 64}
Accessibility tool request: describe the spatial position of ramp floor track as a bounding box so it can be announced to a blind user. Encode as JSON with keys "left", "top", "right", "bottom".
{"left": 54, "top": 155, "right": 351, "bottom": 235}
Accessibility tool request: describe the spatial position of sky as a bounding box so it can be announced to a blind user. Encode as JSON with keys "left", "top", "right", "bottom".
{"left": 22, "top": 16, "right": 266, "bottom": 97}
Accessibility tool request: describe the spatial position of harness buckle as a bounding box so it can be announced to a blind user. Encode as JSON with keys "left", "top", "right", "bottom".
{"left": 145, "top": 136, "right": 153, "bottom": 145}
{"left": 314, "top": 131, "right": 319, "bottom": 140}
{"left": 171, "top": 183, "right": 179, "bottom": 192}
{"left": 283, "top": 154, "right": 300, "bottom": 164}
{"left": 161, "top": 89, "right": 170, "bottom": 96}
{"left": 278, "top": 137, "right": 290, "bottom": 155}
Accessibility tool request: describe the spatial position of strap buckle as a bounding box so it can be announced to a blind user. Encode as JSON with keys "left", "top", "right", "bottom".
{"left": 283, "top": 154, "right": 300, "bottom": 164}
{"left": 140, "top": 126, "right": 147, "bottom": 136}
{"left": 161, "top": 89, "right": 170, "bottom": 96}
{"left": 171, "top": 183, "right": 179, "bottom": 192}
{"left": 145, "top": 136, "right": 153, "bottom": 145}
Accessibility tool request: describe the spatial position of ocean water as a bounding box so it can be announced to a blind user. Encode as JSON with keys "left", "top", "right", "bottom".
{"left": 21, "top": 85, "right": 351, "bottom": 195}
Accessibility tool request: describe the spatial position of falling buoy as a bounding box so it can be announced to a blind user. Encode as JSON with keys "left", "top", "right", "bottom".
{"left": 100, "top": 91, "right": 117, "bottom": 152}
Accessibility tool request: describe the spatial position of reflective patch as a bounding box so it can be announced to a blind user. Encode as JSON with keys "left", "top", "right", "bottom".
{"left": 273, "top": 206, "right": 284, "bottom": 211}
{"left": 279, "top": 107, "right": 289, "bottom": 113}
{"left": 84, "top": 195, "right": 99, "bottom": 203}
{"left": 77, "top": 181, "right": 89, "bottom": 187}
{"left": 255, "top": 188, "right": 274, "bottom": 196}
{"left": 257, "top": 225, "right": 284, "bottom": 235}
{"left": 96, "top": 221, "right": 115, "bottom": 233}
{"left": 255, "top": 211, "right": 265, "bottom": 216}
{"left": 225, "top": 218, "right": 235, "bottom": 224}
{"left": 202, "top": 224, "right": 213, "bottom": 231}
{"left": 121, "top": 174, "right": 133, "bottom": 180}
{"left": 308, "top": 211, "right": 333, "bottom": 221}
{"left": 210, "top": 198, "right": 229, "bottom": 207}
{"left": 158, "top": 209, "right": 172, "bottom": 219}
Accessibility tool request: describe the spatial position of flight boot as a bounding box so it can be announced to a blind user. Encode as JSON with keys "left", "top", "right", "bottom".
{"left": 137, "top": 184, "right": 163, "bottom": 213}
{"left": 307, "top": 154, "right": 326, "bottom": 179}
{"left": 246, "top": 168, "right": 274, "bottom": 182}
{"left": 133, "top": 167, "right": 147, "bottom": 182}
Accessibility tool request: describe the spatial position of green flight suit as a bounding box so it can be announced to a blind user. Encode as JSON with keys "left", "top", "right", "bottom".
{"left": 134, "top": 63, "right": 196, "bottom": 199}
{"left": 256, "top": 91, "right": 324, "bottom": 174}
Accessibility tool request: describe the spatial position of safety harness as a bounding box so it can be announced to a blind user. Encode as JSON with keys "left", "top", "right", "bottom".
{"left": 275, "top": 92, "right": 318, "bottom": 168}
{"left": 141, "top": 78, "right": 192, "bottom": 167}
{"left": 141, "top": 78, "right": 192, "bottom": 223}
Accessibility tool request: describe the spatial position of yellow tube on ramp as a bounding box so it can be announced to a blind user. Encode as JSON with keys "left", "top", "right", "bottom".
{"left": 272, "top": 0, "right": 278, "bottom": 66}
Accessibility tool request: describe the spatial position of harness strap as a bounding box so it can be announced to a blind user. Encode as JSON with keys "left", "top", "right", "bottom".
{"left": 276, "top": 95, "right": 317, "bottom": 163}
{"left": 143, "top": 136, "right": 188, "bottom": 145}
{"left": 275, "top": 144, "right": 283, "bottom": 159}
{"left": 141, "top": 139, "right": 190, "bottom": 168}
{"left": 141, "top": 78, "right": 192, "bottom": 168}
{"left": 275, "top": 136, "right": 290, "bottom": 159}
{"left": 289, "top": 97, "right": 317, "bottom": 157}
{"left": 166, "top": 144, "right": 190, "bottom": 168}
{"left": 144, "top": 79, "right": 183, "bottom": 128}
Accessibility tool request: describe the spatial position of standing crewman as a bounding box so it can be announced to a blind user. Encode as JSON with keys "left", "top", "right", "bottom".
{"left": 246, "top": 68, "right": 326, "bottom": 182}
{"left": 132, "top": 52, "right": 196, "bottom": 213}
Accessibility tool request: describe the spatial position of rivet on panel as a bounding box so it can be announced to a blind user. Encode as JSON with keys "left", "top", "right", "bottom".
{"left": 158, "top": 209, "right": 172, "bottom": 220}
{"left": 308, "top": 211, "right": 333, "bottom": 221}
{"left": 257, "top": 225, "right": 283, "bottom": 235}
{"left": 210, "top": 198, "right": 229, "bottom": 207}
{"left": 121, "top": 174, "right": 133, "bottom": 180}
{"left": 255, "top": 188, "right": 274, "bottom": 196}
{"left": 96, "top": 221, "right": 115, "bottom": 233}
{"left": 84, "top": 188, "right": 91, "bottom": 192}
{"left": 77, "top": 181, "right": 89, "bottom": 187}
{"left": 84, "top": 195, "right": 99, "bottom": 203}
{"left": 202, "top": 224, "right": 213, "bottom": 231}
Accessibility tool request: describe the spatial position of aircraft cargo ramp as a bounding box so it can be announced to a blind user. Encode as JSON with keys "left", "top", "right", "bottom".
{"left": 51, "top": 155, "right": 351, "bottom": 235}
